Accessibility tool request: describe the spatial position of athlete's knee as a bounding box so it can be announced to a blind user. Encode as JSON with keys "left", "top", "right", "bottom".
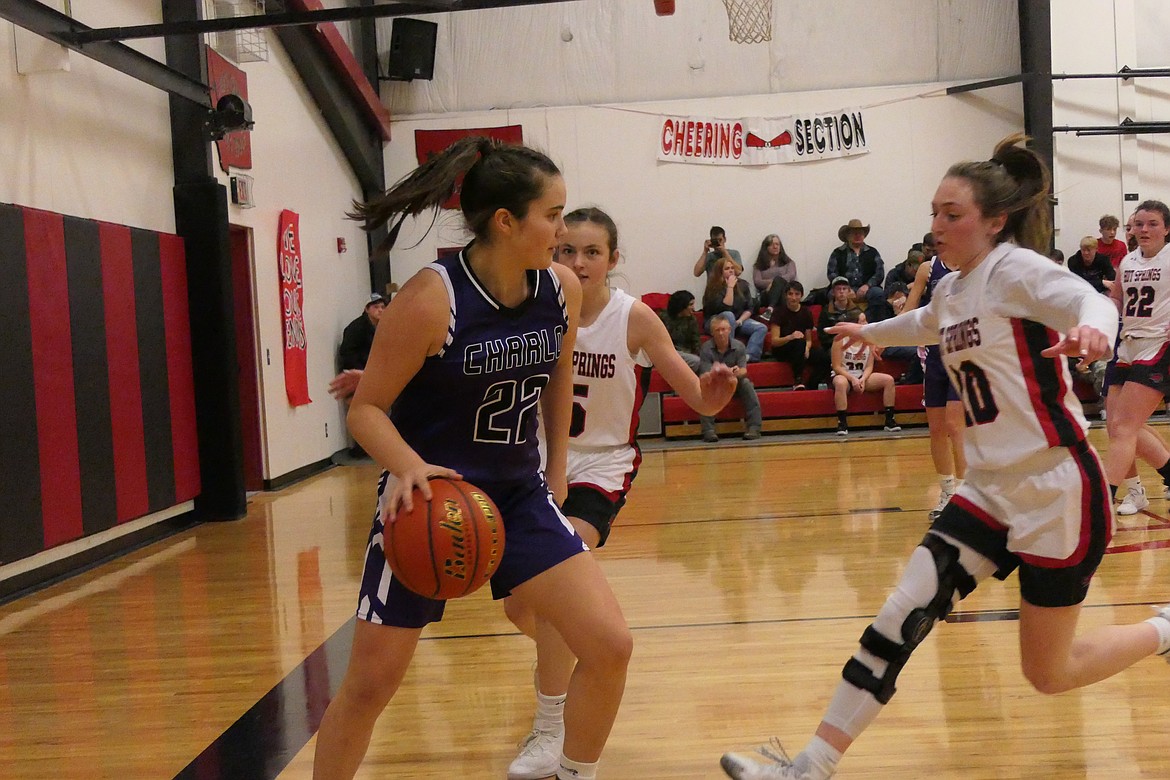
{"left": 577, "top": 617, "right": 633, "bottom": 672}
{"left": 842, "top": 534, "right": 977, "bottom": 704}
{"left": 1020, "top": 662, "right": 1074, "bottom": 695}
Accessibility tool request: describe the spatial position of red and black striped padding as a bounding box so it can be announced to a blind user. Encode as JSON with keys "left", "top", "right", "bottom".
{"left": 0, "top": 202, "right": 200, "bottom": 564}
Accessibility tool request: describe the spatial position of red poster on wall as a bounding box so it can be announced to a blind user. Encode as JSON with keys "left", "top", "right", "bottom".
{"left": 206, "top": 46, "right": 252, "bottom": 173}
{"left": 278, "top": 210, "right": 311, "bottom": 406}
{"left": 414, "top": 125, "right": 524, "bottom": 210}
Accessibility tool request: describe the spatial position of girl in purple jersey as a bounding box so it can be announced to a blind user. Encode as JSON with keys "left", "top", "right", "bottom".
{"left": 721, "top": 135, "right": 1170, "bottom": 780}
{"left": 313, "top": 138, "right": 631, "bottom": 780}
{"left": 904, "top": 244, "right": 967, "bottom": 518}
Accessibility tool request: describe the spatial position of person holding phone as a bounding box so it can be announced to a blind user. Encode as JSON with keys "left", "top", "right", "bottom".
{"left": 694, "top": 224, "right": 744, "bottom": 280}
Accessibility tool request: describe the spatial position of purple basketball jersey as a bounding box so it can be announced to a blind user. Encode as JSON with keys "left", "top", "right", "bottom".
{"left": 390, "top": 248, "right": 567, "bottom": 485}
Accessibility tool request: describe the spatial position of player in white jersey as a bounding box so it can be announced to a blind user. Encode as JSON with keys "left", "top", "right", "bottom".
{"left": 1102, "top": 200, "right": 1170, "bottom": 513}
{"left": 721, "top": 135, "right": 1170, "bottom": 780}
{"left": 506, "top": 207, "right": 736, "bottom": 780}
{"left": 829, "top": 312, "right": 900, "bottom": 435}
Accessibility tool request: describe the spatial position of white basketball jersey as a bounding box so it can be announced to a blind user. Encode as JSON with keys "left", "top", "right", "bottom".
{"left": 865, "top": 243, "right": 1116, "bottom": 471}
{"left": 570, "top": 289, "right": 652, "bottom": 449}
{"left": 834, "top": 343, "right": 871, "bottom": 379}
{"left": 1117, "top": 244, "right": 1170, "bottom": 340}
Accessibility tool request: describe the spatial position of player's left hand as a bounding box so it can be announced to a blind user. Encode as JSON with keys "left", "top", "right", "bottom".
{"left": 1041, "top": 326, "right": 1110, "bottom": 363}
{"left": 826, "top": 322, "right": 869, "bottom": 349}
{"left": 328, "top": 369, "right": 363, "bottom": 399}
{"left": 701, "top": 363, "right": 738, "bottom": 408}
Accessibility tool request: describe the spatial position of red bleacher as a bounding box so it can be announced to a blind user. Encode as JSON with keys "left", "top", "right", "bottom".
{"left": 638, "top": 292, "right": 1101, "bottom": 439}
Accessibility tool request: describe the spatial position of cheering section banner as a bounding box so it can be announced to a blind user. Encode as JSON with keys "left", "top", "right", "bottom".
{"left": 658, "top": 108, "right": 868, "bottom": 165}
{"left": 278, "top": 209, "right": 311, "bottom": 407}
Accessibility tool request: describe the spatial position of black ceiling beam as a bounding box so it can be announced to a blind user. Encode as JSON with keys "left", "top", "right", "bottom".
{"left": 273, "top": 21, "right": 384, "bottom": 195}
{"left": 67, "top": 0, "right": 577, "bottom": 44}
{"left": 1054, "top": 119, "right": 1170, "bottom": 136}
{"left": 0, "top": 0, "right": 211, "bottom": 107}
{"left": 947, "top": 67, "right": 1170, "bottom": 96}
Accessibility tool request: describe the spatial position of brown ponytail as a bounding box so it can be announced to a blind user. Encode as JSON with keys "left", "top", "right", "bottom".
{"left": 349, "top": 136, "right": 560, "bottom": 254}
{"left": 945, "top": 133, "right": 1052, "bottom": 253}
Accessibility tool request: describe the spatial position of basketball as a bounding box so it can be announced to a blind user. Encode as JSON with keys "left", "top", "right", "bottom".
{"left": 384, "top": 478, "right": 505, "bottom": 600}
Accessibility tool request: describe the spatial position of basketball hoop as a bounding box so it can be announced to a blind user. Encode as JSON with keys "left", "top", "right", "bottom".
{"left": 722, "top": 0, "right": 772, "bottom": 43}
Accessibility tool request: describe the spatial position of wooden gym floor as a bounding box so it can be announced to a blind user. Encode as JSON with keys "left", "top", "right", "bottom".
{"left": 2, "top": 426, "right": 1170, "bottom": 779}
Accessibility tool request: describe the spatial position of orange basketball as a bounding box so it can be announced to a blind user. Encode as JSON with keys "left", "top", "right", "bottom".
{"left": 384, "top": 478, "right": 505, "bottom": 600}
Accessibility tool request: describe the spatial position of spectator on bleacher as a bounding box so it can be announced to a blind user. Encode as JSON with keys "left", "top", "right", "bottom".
{"left": 827, "top": 218, "right": 885, "bottom": 309}
{"left": 753, "top": 233, "right": 799, "bottom": 319}
{"left": 921, "top": 232, "right": 936, "bottom": 261}
{"left": 660, "top": 290, "right": 703, "bottom": 372}
{"left": 816, "top": 276, "right": 862, "bottom": 353}
{"left": 866, "top": 281, "right": 921, "bottom": 383}
{"left": 1126, "top": 212, "right": 1139, "bottom": 252}
{"left": 865, "top": 280, "right": 907, "bottom": 323}
{"left": 1049, "top": 249, "right": 1065, "bottom": 265}
{"left": 769, "top": 281, "right": 829, "bottom": 390}
{"left": 693, "top": 225, "right": 744, "bottom": 280}
{"left": 883, "top": 248, "right": 925, "bottom": 293}
{"left": 1068, "top": 236, "right": 1116, "bottom": 293}
{"left": 699, "top": 316, "right": 762, "bottom": 442}
{"left": 1097, "top": 214, "right": 1128, "bottom": 269}
{"left": 703, "top": 257, "right": 767, "bottom": 362}
{"left": 830, "top": 313, "right": 901, "bottom": 437}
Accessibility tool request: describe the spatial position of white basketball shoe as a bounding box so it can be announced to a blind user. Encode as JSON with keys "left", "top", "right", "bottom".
{"left": 1117, "top": 484, "right": 1149, "bottom": 516}
{"left": 721, "top": 740, "right": 824, "bottom": 779}
{"left": 508, "top": 726, "right": 563, "bottom": 780}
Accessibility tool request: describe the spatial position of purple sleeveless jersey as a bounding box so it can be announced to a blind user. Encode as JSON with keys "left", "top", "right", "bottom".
{"left": 390, "top": 248, "right": 567, "bottom": 485}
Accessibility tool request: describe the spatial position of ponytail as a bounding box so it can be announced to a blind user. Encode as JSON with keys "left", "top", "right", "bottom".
{"left": 349, "top": 136, "right": 560, "bottom": 254}
{"left": 946, "top": 133, "right": 1052, "bottom": 253}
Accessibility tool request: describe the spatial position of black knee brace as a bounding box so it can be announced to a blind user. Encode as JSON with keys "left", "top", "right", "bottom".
{"left": 842, "top": 533, "right": 977, "bottom": 704}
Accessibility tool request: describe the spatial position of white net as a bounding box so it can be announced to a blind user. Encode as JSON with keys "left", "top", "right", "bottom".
{"left": 722, "top": 0, "right": 772, "bottom": 44}
{"left": 204, "top": 0, "right": 269, "bottom": 63}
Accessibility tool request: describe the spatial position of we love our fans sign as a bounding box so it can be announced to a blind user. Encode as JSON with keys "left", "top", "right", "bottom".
{"left": 657, "top": 108, "right": 869, "bottom": 165}
{"left": 278, "top": 209, "right": 311, "bottom": 407}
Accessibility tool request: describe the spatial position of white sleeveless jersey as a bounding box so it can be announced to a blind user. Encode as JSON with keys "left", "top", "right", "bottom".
{"left": 833, "top": 343, "right": 871, "bottom": 379}
{"left": 862, "top": 244, "right": 1118, "bottom": 471}
{"left": 1117, "top": 244, "right": 1170, "bottom": 340}
{"left": 570, "top": 289, "right": 652, "bottom": 449}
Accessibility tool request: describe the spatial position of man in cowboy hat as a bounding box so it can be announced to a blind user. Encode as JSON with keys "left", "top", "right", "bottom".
{"left": 826, "top": 218, "right": 885, "bottom": 310}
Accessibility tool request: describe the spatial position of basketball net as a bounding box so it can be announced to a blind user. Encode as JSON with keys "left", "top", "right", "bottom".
{"left": 722, "top": 0, "right": 772, "bottom": 43}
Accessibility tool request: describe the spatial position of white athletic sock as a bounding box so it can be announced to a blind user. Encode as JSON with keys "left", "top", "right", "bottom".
{"left": 535, "top": 690, "right": 566, "bottom": 731}
{"left": 939, "top": 474, "right": 956, "bottom": 495}
{"left": 1124, "top": 475, "right": 1143, "bottom": 493}
{"left": 557, "top": 755, "right": 597, "bottom": 779}
{"left": 796, "top": 736, "right": 842, "bottom": 780}
{"left": 821, "top": 677, "right": 885, "bottom": 739}
{"left": 1145, "top": 613, "right": 1170, "bottom": 655}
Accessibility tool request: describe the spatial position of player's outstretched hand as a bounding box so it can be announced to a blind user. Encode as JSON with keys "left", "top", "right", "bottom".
{"left": 386, "top": 464, "right": 463, "bottom": 521}
{"left": 1040, "top": 326, "right": 1110, "bottom": 363}
{"left": 825, "top": 322, "right": 869, "bottom": 349}
{"left": 328, "top": 369, "right": 363, "bottom": 399}
{"left": 702, "top": 363, "right": 739, "bottom": 408}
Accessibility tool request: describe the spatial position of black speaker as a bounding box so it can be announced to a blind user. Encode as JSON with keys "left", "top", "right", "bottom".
{"left": 386, "top": 18, "right": 437, "bottom": 81}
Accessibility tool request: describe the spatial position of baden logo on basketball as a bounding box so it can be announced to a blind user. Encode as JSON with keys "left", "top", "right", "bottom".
{"left": 439, "top": 500, "right": 469, "bottom": 581}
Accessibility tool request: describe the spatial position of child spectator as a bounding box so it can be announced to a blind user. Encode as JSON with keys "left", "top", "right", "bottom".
{"left": 830, "top": 313, "right": 900, "bottom": 436}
